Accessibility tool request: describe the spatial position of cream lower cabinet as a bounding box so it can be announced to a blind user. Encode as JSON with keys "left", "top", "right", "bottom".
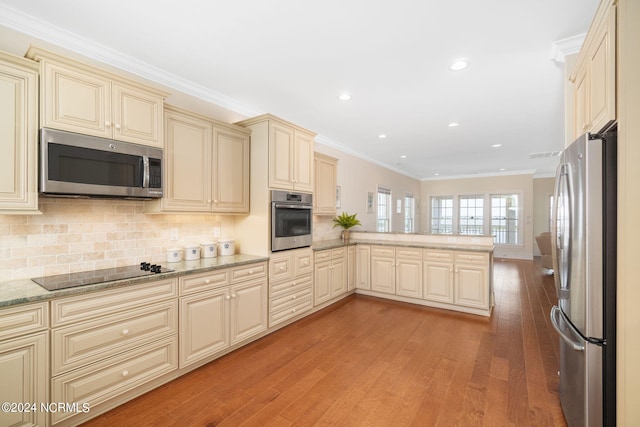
{"left": 269, "top": 248, "right": 313, "bottom": 328}
{"left": 355, "top": 245, "right": 371, "bottom": 290}
{"left": 0, "top": 52, "right": 39, "bottom": 214}
{"left": 146, "top": 106, "right": 250, "bottom": 214}
{"left": 27, "top": 47, "right": 166, "bottom": 148}
{"left": 370, "top": 246, "right": 422, "bottom": 298}
{"left": 50, "top": 279, "right": 179, "bottom": 425}
{"left": 423, "top": 250, "right": 454, "bottom": 304}
{"left": 180, "top": 262, "right": 267, "bottom": 368}
{"left": 314, "top": 248, "right": 347, "bottom": 306}
{"left": 454, "top": 252, "right": 491, "bottom": 310}
{"left": 347, "top": 246, "right": 356, "bottom": 291}
{"left": 0, "top": 302, "right": 49, "bottom": 427}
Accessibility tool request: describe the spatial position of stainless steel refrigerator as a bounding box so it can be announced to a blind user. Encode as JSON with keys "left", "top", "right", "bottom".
{"left": 550, "top": 129, "right": 616, "bottom": 427}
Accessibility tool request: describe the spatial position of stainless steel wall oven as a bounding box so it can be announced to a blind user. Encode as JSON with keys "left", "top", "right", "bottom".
{"left": 271, "top": 190, "right": 312, "bottom": 252}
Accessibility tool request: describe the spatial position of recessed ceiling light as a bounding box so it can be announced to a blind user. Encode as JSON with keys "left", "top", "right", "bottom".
{"left": 492, "top": 144, "right": 502, "bottom": 148}
{"left": 338, "top": 93, "right": 351, "bottom": 101}
{"left": 450, "top": 59, "right": 469, "bottom": 71}
{"left": 400, "top": 155, "right": 407, "bottom": 159}
{"left": 378, "top": 134, "right": 387, "bottom": 139}
{"left": 499, "top": 168, "right": 506, "bottom": 171}
{"left": 448, "top": 122, "right": 460, "bottom": 127}
{"left": 434, "top": 172, "right": 440, "bottom": 176}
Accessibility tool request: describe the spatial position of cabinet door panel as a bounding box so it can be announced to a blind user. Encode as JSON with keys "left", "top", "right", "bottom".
{"left": 163, "top": 110, "right": 212, "bottom": 211}
{"left": 356, "top": 245, "right": 371, "bottom": 290}
{"left": 424, "top": 262, "right": 454, "bottom": 303}
{"left": 113, "top": 83, "right": 163, "bottom": 147}
{"left": 371, "top": 256, "right": 395, "bottom": 294}
{"left": 396, "top": 258, "right": 422, "bottom": 298}
{"left": 293, "top": 131, "right": 314, "bottom": 192}
{"left": 230, "top": 278, "right": 267, "bottom": 344}
{"left": 455, "top": 266, "right": 488, "bottom": 309}
{"left": 180, "top": 289, "right": 229, "bottom": 367}
{"left": 42, "top": 61, "right": 111, "bottom": 138}
{"left": 0, "top": 57, "right": 38, "bottom": 213}
{"left": 0, "top": 332, "right": 48, "bottom": 427}
{"left": 314, "top": 261, "right": 332, "bottom": 305}
{"left": 213, "top": 128, "right": 250, "bottom": 212}
{"left": 331, "top": 257, "right": 347, "bottom": 297}
{"left": 269, "top": 122, "right": 294, "bottom": 189}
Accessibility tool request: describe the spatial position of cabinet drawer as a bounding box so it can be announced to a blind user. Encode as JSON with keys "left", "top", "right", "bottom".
{"left": 424, "top": 250, "right": 454, "bottom": 263}
{"left": 395, "top": 248, "right": 422, "bottom": 259}
{"left": 51, "top": 334, "right": 178, "bottom": 424}
{"left": 454, "top": 251, "right": 489, "bottom": 265}
{"left": 0, "top": 302, "right": 48, "bottom": 341}
{"left": 371, "top": 246, "right": 394, "bottom": 257}
{"left": 314, "top": 250, "right": 331, "bottom": 261}
{"left": 51, "top": 278, "right": 177, "bottom": 327}
{"left": 52, "top": 300, "right": 178, "bottom": 375}
{"left": 295, "top": 250, "right": 313, "bottom": 276}
{"left": 269, "top": 297, "right": 313, "bottom": 328}
{"left": 269, "top": 253, "right": 293, "bottom": 282}
{"left": 269, "top": 274, "right": 312, "bottom": 299}
{"left": 230, "top": 262, "right": 267, "bottom": 283}
{"left": 331, "top": 248, "right": 346, "bottom": 259}
{"left": 180, "top": 269, "right": 229, "bottom": 295}
{"left": 270, "top": 286, "right": 312, "bottom": 312}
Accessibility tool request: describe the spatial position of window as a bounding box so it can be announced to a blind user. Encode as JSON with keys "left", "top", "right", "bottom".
{"left": 431, "top": 196, "right": 453, "bottom": 234}
{"left": 459, "top": 195, "right": 484, "bottom": 235}
{"left": 377, "top": 187, "right": 391, "bottom": 232}
{"left": 404, "top": 193, "right": 415, "bottom": 233}
{"left": 491, "top": 194, "right": 520, "bottom": 244}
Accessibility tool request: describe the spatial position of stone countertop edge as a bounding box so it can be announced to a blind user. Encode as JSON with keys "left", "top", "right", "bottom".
{"left": 0, "top": 254, "right": 269, "bottom": 308}
{"left": 311, "top": 239, "right": 495, "bottom": 253}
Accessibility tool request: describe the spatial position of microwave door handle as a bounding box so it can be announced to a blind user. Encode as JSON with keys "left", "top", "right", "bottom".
{"left": 142, "top": 156, "right": 150, "bottom": 188}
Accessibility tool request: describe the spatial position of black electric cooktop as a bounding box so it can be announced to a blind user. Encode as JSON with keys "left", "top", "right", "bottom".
{"left": 32, "top": 263, "right": 174, "bottom": 291}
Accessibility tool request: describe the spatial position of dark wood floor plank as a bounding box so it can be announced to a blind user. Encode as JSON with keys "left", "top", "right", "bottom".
{"left": 82, "top": 258, "right": 566, "bottom": 427}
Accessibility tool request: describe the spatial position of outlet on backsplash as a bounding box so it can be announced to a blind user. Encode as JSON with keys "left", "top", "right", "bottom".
{"left": 170, "top": 228, "right": 179, "bottom": 241}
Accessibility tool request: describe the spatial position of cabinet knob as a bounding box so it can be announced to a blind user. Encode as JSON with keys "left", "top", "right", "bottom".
{"left": 122, "top": 329, "right": 129, "bottom": 336}
{"left": 292, "top": 295, "right": 297, "bottom": 300}
{"left": 115, "top": 123, "right": 121, "bottom": 129}
{"left": 292, "top": 308, "right": 296, "bottom": 313}
{"left": 248, "top": 270, "right": 253, "bottom": 274}
{"left": 232, "top": 294, "right": 237, "bottom": 298}
{"left": 214, "top": 199, "right": 219, "bottom": 203}
{"left": 122, "top": 370, "right": 129, "bottom": 377}
{"left": 226, "top": 295, "right": 230, "bottom": 300}
{"left": 292, "top": 281, "right": 296, "bottom": 286}
{"left": 279, "top": 266, "right": 284, "bottom": 270}
{"left": 105, "top": 121, "right": 112, "bottom": 127}
{"left": 207, "top": 199, "right": 212, "bottom": 203}
{"left": 205, "top": 279, "right": 210, "bottom": 284}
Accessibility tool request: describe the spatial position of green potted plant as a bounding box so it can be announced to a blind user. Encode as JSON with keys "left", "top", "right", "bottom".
{"left": 332, "top": 212, "right": 361, "bottom": 241}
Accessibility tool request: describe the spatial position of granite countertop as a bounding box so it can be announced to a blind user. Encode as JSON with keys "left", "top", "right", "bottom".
{"left": 312, "top": 239, "right": 494, "bottom": 253}
{"left": 0, "top": 254, "right": 268, "bottom": 308}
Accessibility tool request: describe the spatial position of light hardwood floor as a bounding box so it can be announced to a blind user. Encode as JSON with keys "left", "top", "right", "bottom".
{"left": 81, "top": 258, "right": 565, "bottom": 426}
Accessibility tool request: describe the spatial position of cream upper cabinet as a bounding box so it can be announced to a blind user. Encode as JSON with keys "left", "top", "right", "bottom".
{"left": 212, "top": 126, "right": 250, "bottom": 213}
{"left": 0, "top": 52, "right": 39, "bottom": 214}
{"left": 27, "top": 47, "right": 167, "bottom": 148}
{"left": 238, "top": 114, "right": 315, "bottom": 193}
{"left": 314, "top": 152, "right": 338, "bottom": 215}
{"left": 145, "top": 106, "right": 250, "bottom": 214}
{"left": 570, "top": 3, "right": 616, "bottom": 139}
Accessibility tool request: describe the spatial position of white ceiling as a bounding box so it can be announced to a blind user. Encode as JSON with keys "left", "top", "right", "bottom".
{"left": 0, "top": 0, "right": 599, "bottom": 180}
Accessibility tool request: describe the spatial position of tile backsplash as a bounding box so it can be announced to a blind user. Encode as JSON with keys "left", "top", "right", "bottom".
{"left": 0, "top": 198, "right": 234, "bottom": 282}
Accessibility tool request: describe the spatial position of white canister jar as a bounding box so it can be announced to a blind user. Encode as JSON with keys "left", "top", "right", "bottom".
{"left": 184, "top": 245, "right": 201, "bottom": 261}
{"left": 218, "top": 239, "right": 235, "bottom": 256}
{"left": 166, "top": 248, "right": 183, "bottom": 263}
{"left": 200, "top": 242, "right": 217, "bottom": 258}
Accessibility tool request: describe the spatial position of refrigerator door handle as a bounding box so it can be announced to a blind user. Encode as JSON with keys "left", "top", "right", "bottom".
{"left": 550, "top": 305, "right": 585, "bottom": 351}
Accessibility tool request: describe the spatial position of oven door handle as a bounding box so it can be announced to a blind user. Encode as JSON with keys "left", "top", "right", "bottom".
{"left": 274, "top": 203, "right": 312, "bottom": 209}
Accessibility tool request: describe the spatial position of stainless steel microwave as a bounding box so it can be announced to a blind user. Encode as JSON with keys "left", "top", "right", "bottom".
{"left": 39, "top": 128, "right": 163, "bottom": 199}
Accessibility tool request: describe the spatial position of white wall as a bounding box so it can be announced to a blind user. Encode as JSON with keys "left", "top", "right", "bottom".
{"left": 421, "top": 173, "right": 535, "bottom": 259}
{"left": 313, "top": 143, "right": 422, "bottom": 241}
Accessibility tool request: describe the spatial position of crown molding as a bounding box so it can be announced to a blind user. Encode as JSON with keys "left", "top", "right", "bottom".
{"left": 0, "top": 4, "right": 263, "bottom": 118}
{"left": 550, "top": 33, "right": 586, "bottom": 62}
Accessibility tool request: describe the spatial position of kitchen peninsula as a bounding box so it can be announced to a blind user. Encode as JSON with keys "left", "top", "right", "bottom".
{"left": 313, "top": 231, "right": 495, "bottom": 317}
